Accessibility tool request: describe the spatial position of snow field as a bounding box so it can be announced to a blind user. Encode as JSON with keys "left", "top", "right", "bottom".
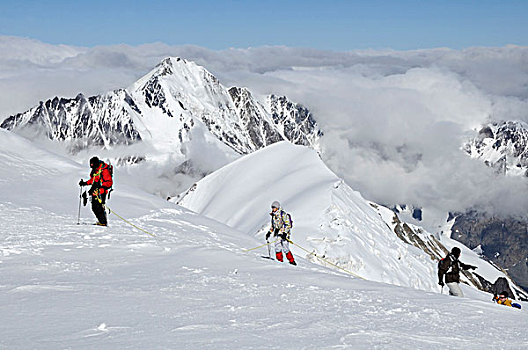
{"left": 1, "top": 130, "right": 527, "bottom": 349}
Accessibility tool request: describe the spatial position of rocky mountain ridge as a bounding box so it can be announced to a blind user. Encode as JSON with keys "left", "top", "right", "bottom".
{"left": 1, "top": 57, "right": 321, "bottom": 157}
{"left": 455, "top": 120, "right": 528, "bottom": 291}
{"left": 465, "top": 120, "right": 528, "bottom": 177}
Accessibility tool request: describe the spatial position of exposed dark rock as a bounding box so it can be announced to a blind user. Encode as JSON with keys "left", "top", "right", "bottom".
{"left": 388, "top": 211, "right": 490, "bottom": 292}
{"left": 412, "top": 208, "right": 423, "bottom": 221}
{"left": 451, "top": 212, "right": 528, "bottom": 291}
{"left": 466, "top": 120, "right": 528, "bottom": 176}
{"left": 267, "top": 94, "right": 323, "bottom": 148}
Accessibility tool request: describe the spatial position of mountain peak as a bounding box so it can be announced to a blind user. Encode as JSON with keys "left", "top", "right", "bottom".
{"left": 2, "top": 56, "right": 321, "bottom": 166}
{"left": 131, "top": 56, "right": 219, "bottom": 95}
{"left": 155, "top": 57, "right": 189, "bottom": 76}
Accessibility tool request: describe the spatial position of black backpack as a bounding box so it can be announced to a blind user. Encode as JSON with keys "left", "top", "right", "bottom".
{"left": 438, "top": 256, "right": 455, "bottom": 273}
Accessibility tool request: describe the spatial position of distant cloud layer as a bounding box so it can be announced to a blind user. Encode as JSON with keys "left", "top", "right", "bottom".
{"left": 2, "top": 35, "right": 528, "bottom": 223}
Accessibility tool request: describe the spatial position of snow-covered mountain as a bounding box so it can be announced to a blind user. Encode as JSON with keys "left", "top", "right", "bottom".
{"left": 459, "top": 120, "right": 528, "bottom": 291}
{"left": 177, "top": 141, "right": 526, "bottom": 298}
{"left": 0, "top": 90, "right": 142, "bottom": 152}
{"left": 465, "top": 120, "right": 528, "bottom": 177}
{"left": 1, "top": 57, "right": 321, "bottom": 157}
{"left": 2, "top": 129, "right": 527, "bottom": 349}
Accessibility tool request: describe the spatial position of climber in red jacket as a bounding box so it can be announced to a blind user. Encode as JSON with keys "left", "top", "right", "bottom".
{"left": 79, "top": 156, "right": 113, "bottom": 226}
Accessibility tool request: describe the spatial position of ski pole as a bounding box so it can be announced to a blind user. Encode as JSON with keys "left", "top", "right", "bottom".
{"left": 267, "top": 238, "right": 271, "bottom": 259}
{"left": 77, "top": 186, "right": 83, "bottom": 225}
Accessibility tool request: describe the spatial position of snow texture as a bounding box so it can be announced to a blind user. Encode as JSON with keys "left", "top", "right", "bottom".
{"left": 1, "top": 130, "right": 527, "bottom": 349}
{"left": 177, "top": 141, "right": 522, "bottom": 294}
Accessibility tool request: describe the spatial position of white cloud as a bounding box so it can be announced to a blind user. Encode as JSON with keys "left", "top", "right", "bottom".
{"left": 2, "top": 36, "right": 528, "bottom": 221}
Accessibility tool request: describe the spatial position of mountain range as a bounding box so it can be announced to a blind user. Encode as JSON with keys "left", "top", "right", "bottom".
{"left": 455, "top": 120, "right": 528, "bottom": 290}
{"left": 1, "top": 57, "right": 527, "bottom": 297}
{"left": 1, "top": 56, "right": 321, "bottom": 159}
{"left": 1, "top": 128, "right": 526, "bottom": 348}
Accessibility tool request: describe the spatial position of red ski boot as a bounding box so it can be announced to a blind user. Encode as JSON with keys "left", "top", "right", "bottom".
{"left": 286, "top": 251, "right": 297, "bottom": 265}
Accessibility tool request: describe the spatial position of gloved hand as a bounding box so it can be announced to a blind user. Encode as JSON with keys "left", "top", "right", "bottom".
{"left": 280, "top": 232, "right": 288, "bottom": 240}
{"left": 438, "top": 281, "right": 445, "bottom": 287}
{"left": 265, "top": 231, "right": 271, "bottom": 240}
{"left": 469, "top": 265, "right": 478, "bottom": 270}
{"left": 79, "top": 179, "right": 87, "bottom": 186}
{"left": 82, "top": 191, "right": 88, "bottom": 206}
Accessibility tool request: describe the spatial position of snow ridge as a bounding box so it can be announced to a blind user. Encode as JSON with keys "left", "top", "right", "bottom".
{"left": 177, "top": 141, "right": 523, "bottom": 295}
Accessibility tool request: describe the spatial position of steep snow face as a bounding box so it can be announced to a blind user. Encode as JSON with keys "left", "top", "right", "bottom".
{"left": 177, "top": 142, "right": 440, "bottom": 291}
{"left": 128, "top": 57, "right": 252, "bottom": 155}
{"left": 127, "top": 57, "right": 322, "bottom": 155}
{"left": 465, "top": 120, "right": 528, "bottom": 177}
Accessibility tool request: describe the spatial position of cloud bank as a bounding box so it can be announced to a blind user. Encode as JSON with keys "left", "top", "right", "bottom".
{"left": 2, "top": 35, "right": 528, "bottom": 225}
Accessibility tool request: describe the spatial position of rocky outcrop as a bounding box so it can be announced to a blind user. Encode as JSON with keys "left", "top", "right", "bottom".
{"left": 1, "top": 90, "right": 141, "bottom": 152}
{"left": 370, "top": 202, "right": 527, "bottom": 300}
{"left": 451, "top": 211, "right": 528, "bottom": 291}
{"left": 267, "top": 94, "right": 322, "bottom": 150}
{"left": 465, "top": 120, "right": 528, "bottom": 176}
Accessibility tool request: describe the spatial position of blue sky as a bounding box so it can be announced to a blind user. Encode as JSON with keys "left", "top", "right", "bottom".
{"left": 0, "top": 0, "right": 527, "bottom": 50}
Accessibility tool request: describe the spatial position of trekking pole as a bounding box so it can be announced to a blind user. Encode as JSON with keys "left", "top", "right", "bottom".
{"left": 76, "top": 186, "right": 83, "bottom": 225}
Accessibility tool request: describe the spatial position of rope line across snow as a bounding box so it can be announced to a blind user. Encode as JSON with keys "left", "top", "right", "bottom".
{"left": 105, "top": 205, "right": 157, "bottom": 238}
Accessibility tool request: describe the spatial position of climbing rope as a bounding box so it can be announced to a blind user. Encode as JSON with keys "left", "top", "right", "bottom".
{"left": 244, "top": 235, "right": 365, "bottom": 279}
{"left": 104, "top": 204, "right": 157, "bottom": 238}
{"left": 243, "top": 239, "right": 278, "bottom": 252}
{"left": 286, "top": 238, "right": 365, "bottom": 279}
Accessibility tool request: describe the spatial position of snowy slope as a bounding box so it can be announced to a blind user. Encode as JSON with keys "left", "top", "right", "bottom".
{"left": 177, "top": 142, "right": 441, "bottom": 291}
{"left": 177, "top": 141, "right": 526, "bottom": 297}
{"left": 373, "top": 204, "right": 527, "bottom": 300}
{"left": 1, "top": 130, "right": 527, "bottom": 349}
